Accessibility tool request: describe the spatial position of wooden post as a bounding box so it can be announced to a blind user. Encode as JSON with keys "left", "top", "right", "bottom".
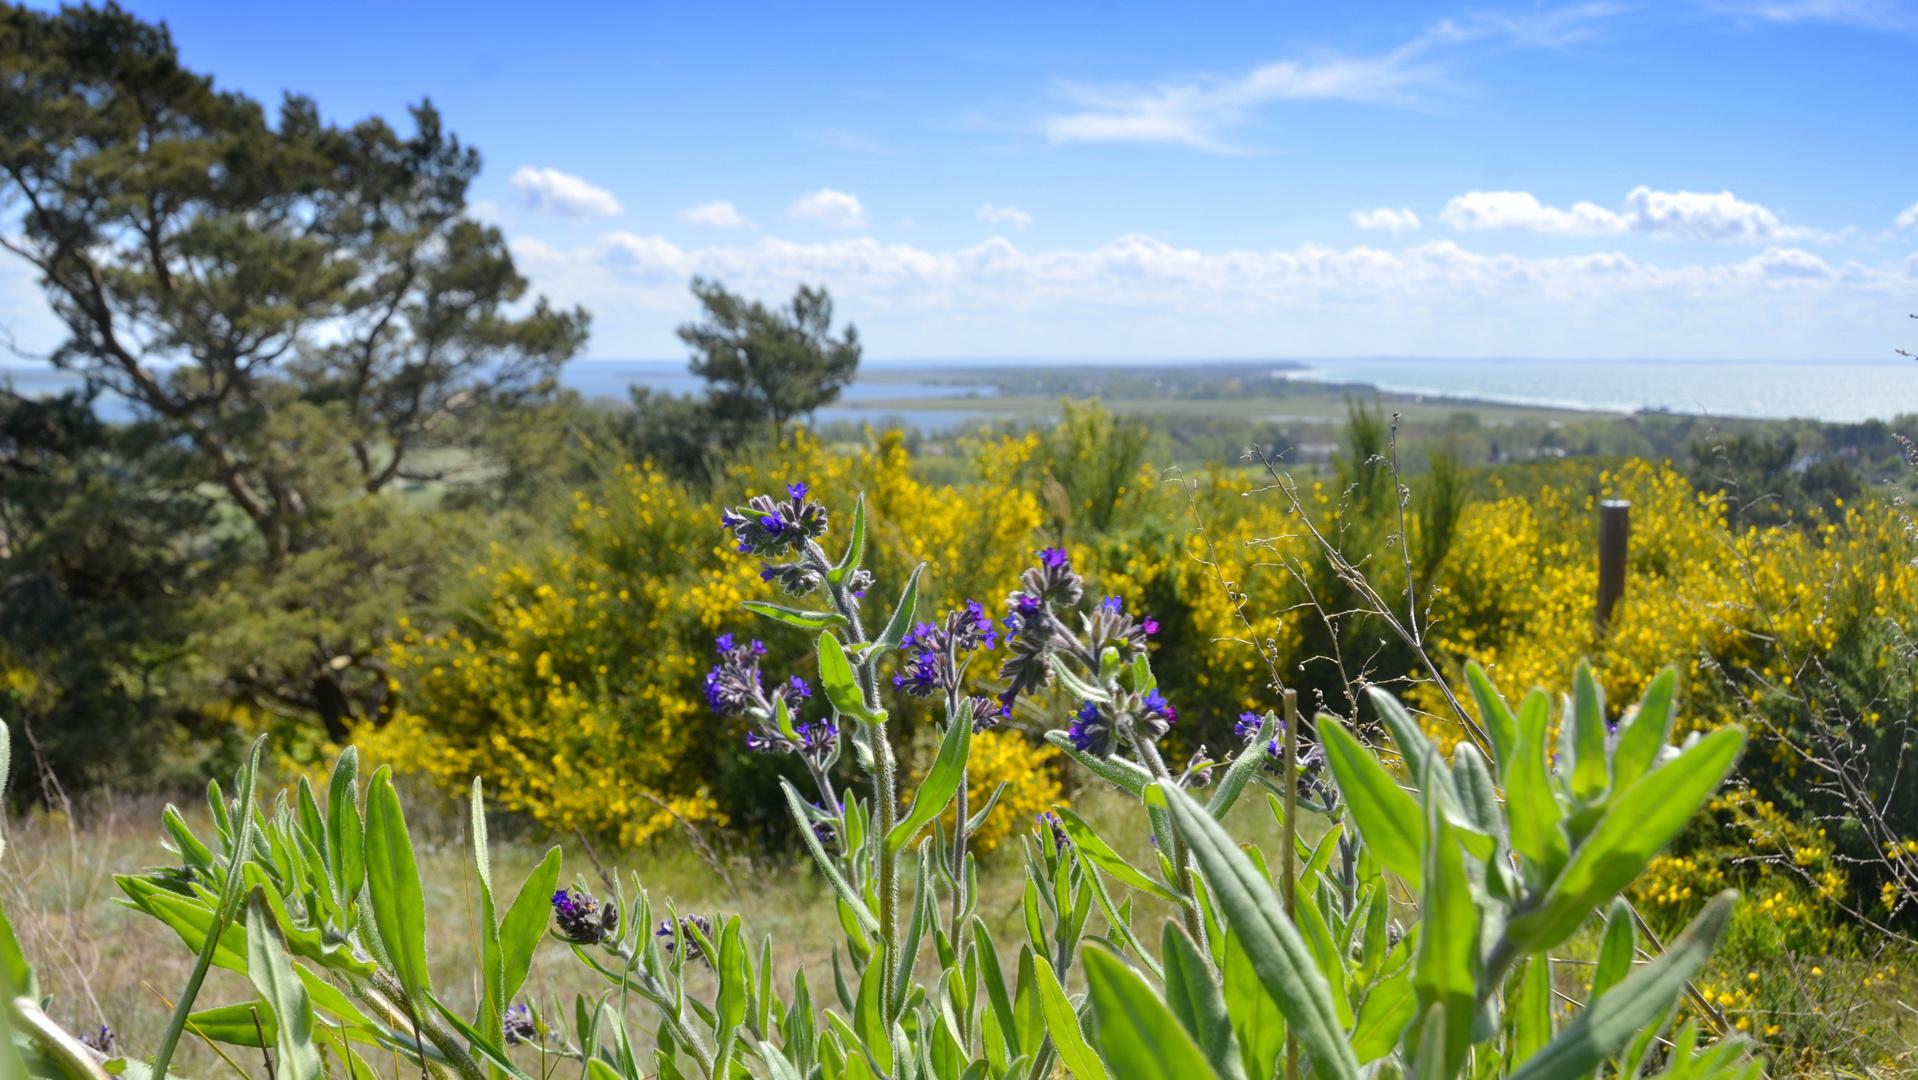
{"left": 1597, "top": 500, "right": 1630, "bottom": 630}
{"left": 1281, "top": 690, "right": 1300, "bottom": 1080}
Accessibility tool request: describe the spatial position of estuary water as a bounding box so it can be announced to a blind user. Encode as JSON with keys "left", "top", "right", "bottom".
{"left": 5, "top": 358, "right": 1909, "bottom": 427}
{"left": 1283, "top": 358, "right": 1917, "bottom": 425}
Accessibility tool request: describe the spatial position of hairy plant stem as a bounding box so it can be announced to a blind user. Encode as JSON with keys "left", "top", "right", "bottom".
{"left": 811, "top": 537, "right": 900, "bottom": 1023}
{"left": 368, "top": 971, "right": 487, "bottom": 1080}
{"left": 1132, "top": 728, "right": 1203, "bottom": 945}
{"left": 872, "top": 715, "right": 900, "bottom": 1019}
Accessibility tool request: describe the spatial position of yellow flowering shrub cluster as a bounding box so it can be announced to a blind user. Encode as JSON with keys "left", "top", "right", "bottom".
{"left": 358, "top": 431, "right": 1058, "bottom": 846}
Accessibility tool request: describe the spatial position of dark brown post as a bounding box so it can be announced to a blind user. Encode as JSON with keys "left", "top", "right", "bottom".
{"left": 1597, "top": 500, "right": 1630, "bottom": 630}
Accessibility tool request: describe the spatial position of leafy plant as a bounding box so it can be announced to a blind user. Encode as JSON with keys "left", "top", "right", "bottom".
{"left": 109, "top": 477, "right": 1763, "bottom": 1080}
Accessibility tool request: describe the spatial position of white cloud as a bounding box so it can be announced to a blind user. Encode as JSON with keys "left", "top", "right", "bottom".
{"left": 506, "top": 227, "right": 1913, "bottom": 360}
{"left": 1439, "top": 186, "right": 1833, "bottom": 242}
{"left": 678, "top": 200, "right": 754, "bottom": 229}
{"left": 1704, "top": 0, "right": 1912, "bottom": 29}
{"left": 1895, "top": 201, "right": 1918, "bottom": 229}
{"left": 509, "top": 167, "right": 623, "bottom": 218}
{"left": 790, "top": 188, "right": 867, "bottom": 228}
{"left": 976, "top": 204, "right": 1034, "bottom": 229}
{"left": 1041, "top": 5, "right": 1623, "bottom": 151}
{"left": 1352, "top": 207, "right": 1421, "bottom": 233}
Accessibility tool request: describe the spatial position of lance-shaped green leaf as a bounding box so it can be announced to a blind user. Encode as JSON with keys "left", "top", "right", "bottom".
{"left": 502, "top": 846, "right": 562, "bottom": 1003}
{"left": 118, "top": 878, "right": 249, "bottom": 973}
{"left": 1054, "top": 808, "right": 1184, "bottom": 905}
{"left": 1162, "top": 922, "right": 1247, "bottom": 1080}
{"left": 327, "top": 747, "right": 365, "bottom": 911}
{"left": 1045, "top": 731, "right": 1151, "bottom": 797}
{"left": 1052, "top": 661, "right": 1111, "bottom": 706}
{"left": 782, "top": 780, "right": 880, "bottom": 936}
{"left": 1569, "top": 661, "right": 1611, "bottom": 803}
{"left": 1507, "top": 727, "right": 1744, "bottom": 953}
{"left": 1208, "top": 713, "right": 1274, "bottom": 821}
{"left": 1222, "top": 931, "right": 1283, "bottom": 1080}
{"left": 817, "top": 632, "right": 878, "bottom": 721}
{"left": 246, "top": 889, "right": 324, "bottom": 1080}
{"left": 1507, "top": 690, "right": 1568, "bottom": 879}
{"left": 1350, "top": 965, "right": 1415, "bottom": 1065}
{"left": 1612, "top": 668, "right": 1677, "bottom": 796}
{"left": 241, "top": 864, "right": 377, "bottom": 976}
{"left": 1082, "top": 945, "right": 1221, "bottom": 1080}
{"left": 470, "top": 780, "right": 507, "bottom": 1040}
{"left": 829, "top": 494, "right": 867, "bottom": 587}
{"left": 1450, "top": 744, "right": 1503, "bottom": 842}
{"left": 1464, "top": 662, "right": 1517, "bottom": 777}
{"left": 1508, "top": 892, "right": 1737, "bottom": 1080}
{"left": 966, "top": 780, "right": 1010, "bottom": 836}
{"left": 1319, "top": 717, "right": 1424, "bottom": 891}
{"left": 874, "top": 562, "right": 927, "bottom": 653}
{"left": 1161, "top": 782, "right": 1359, "bottom": 1080}
{"left": 718, "top": 916, "right": 750, "bottom": 1033}
{"left": 745, "top": 601, "right": 849, "bottom": 630}
{"left": 1035, "top": 954, "right": 1110, "bottom": 1080}
{"left": 1406, "top": 799, "right": 1476, "bottom": 1080}
{"left": 972, "top": 918, "right": 1020, "bottom": 1060}
{"left": 1512, "top": 955, "right": 1554, "bottom": 1066}
{"left": 888, "top": 706, "right": 973, "bottom": 851}
{"left": 1590, "top": 898, "right": 1636, "bottom": 1001}
{"left": 364, "top": 766, "right": 432, "bottom": 1002}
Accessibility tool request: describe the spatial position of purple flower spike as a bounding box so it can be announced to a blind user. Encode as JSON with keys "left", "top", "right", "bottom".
{"left": 788, "top": 481, "right": 810, "bottom": 499}
{"left": 1039, "top": 547, "right": 1070, "bottom": 569}
{"left": 1101, "top": 596, "right": 1123, "bottom": 614}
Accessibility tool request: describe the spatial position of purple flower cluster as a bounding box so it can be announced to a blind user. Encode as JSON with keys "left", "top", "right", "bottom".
{"left": 656, "top": 913, "right": 715, "bottom": 962}
{"left": 746, "top": 717, "right": 838, "bottom": 758}
{"left": 892, "top": 601, "right": 999, "bottom": 699}
{"left": 720, "top": 481, "right": 830, "bottom": 558}
{"left": 1234, "top": 711, "right": 1270, "bottom": 742}
{"left": 1138, "top": 689, "right": 1178, "bottom": 741}
{"left": 503, "top": 1004, "right": 538, "bottom": 1047}
{"left": 551, "top": 886, "right": 618, "bottom": 945}
{"left": 78, "top": 1027, "right": 115, "bottom": 1057}
{"left": 1066, "top": 701, "right": 1116, "bottom": 757}
{"left": 703, "top": 635, "right": 810, "bottom": 719}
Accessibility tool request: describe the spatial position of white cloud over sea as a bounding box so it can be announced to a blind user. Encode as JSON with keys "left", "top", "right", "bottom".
{"left": 508, "top": 229, "right": 1918, "bottom": 359}
{"left": 1439, "top": 186, "right": 1834, "bottom": 242}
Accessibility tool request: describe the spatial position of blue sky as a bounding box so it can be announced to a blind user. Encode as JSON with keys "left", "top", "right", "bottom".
{"left": 10, "top": 0, "right": 1918, "bottom": 360}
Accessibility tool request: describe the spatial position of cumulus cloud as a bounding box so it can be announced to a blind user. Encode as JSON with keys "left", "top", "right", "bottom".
{"left": 502, "top": 225, "right": 1915, "bottom": 359}
{"left": 509, "top": 167, "right": 623, "bottom": 218}
{"left": 1896, "top": 201, "right": 1918, "bottom": 229}
{"left": 1041, "top": 5, "right": 1623, "bottom": 151}
{"left": 1439, "top": 186, "right": 1832, "bottom": 242}
{"left": 678, "top": 200, "right": 754, "bottom": 229}
{"left": 976, "top": 204, "right": 1034, "bottom": 229}
{"left": 790, "top": 188, "right": 867, "bottom": 228}
{"left": 1352, "top": 207, "right": 1421, "bottom": 233}
{"left": 508, "top": 229, "right": 1903, "bottom": 331}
